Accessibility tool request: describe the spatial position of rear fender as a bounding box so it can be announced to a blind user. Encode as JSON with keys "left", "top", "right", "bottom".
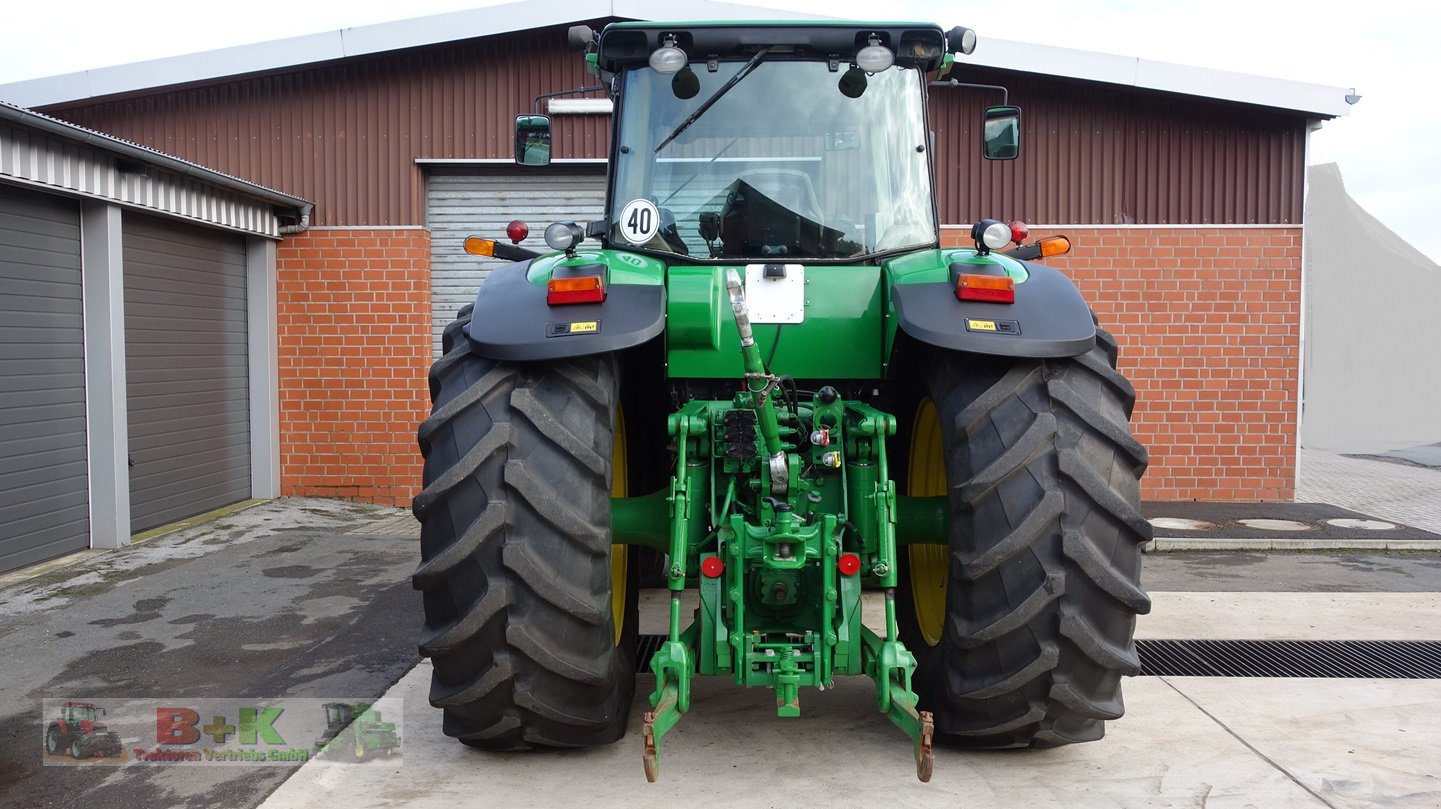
{"left": 888, "top": 253, "right": 1095, "bottom": 359}
{"left": 465, "top": 250, "right": 666, "bottom": 361}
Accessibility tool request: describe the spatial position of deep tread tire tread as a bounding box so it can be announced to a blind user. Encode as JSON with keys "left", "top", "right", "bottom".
{"left": 413, "top": 308, "right": 634, "bottom": 750}
{"left": 901, "top": 326, "right": 1152, "bottom": 747}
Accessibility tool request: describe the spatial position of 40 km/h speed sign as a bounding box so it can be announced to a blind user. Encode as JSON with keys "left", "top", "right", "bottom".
{"left": 618, "top": 198, "right": 660, "bottom": 245}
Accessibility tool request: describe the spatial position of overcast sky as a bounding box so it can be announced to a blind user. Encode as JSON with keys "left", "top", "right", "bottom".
{"left": 1, "top": 0, "right": 1435, "bottom": 262}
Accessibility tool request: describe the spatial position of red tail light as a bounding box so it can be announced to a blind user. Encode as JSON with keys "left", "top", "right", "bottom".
{"left": 955, "top": 273, "right": 1015, "bottom": 304}
{"left": 546, "top": 275, "right": 606, "bottom": 305}
{"left": 506, "top": 220, "right": 529, "bottom": 244}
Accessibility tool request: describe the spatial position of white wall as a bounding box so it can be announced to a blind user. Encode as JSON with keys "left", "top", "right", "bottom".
{"left": 1302, "top": 163, "right": 1441, "bottom": 453}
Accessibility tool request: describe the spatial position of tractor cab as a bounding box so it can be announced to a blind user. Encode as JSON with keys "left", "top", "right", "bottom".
{"left": 514, "top": 22, "right": 1020, "bottom": 264}
{"left": 61, "top": 702, "right": 100, "bottom": 728}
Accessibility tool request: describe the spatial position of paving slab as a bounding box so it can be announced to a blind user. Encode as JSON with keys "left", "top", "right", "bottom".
{"left": 1165, "top": 678, "right": 1441, "bottom": 809}
{"left": 259, "top": 663, "right": 1338, "bottom": 809}
{"left": 1299, "top": 450, "right": 1441, "bottom": 535}
{"left": 1145, "top": 501, "right": 1441, "bottom": 543}
{"left": 1138, "top": 592, "right": 1441, "bottom": 640}
{"left": 259, "top": 584, "right": 1441, "bottom": 809}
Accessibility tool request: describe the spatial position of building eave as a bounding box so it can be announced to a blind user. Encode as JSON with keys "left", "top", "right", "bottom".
{"left": 0, "top": 0, "right": 1352, "bottom": 119}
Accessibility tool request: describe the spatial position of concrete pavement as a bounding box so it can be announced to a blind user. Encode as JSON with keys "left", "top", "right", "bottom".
{"left": 257, "top": 588, "right": 1441, "bottom": 809}
{"left": 2, "top": 447, "right": 1439, "bottom": 808}
{"left": 1299, "top": 449, "right": 1441, "bottom": 535}
{"left": 0, "top": 498, "right": 420, "bottom": 809}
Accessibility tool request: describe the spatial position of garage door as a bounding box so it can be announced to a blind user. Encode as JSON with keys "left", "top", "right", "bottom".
{"left": 0, "top": 186, "right": 88, "bottom": 573}
{"left": 123, "top": 213, "right": 250, "bottom": 533}
{"left": 426, "top": 165, "right": 607, "bottom": 355}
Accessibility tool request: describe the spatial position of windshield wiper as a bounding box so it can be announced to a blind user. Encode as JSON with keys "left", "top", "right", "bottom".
{"left": 654, "top": 47, "right": 771, "bottom": 154}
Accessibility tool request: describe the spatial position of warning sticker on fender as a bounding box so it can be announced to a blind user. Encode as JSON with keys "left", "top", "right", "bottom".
{"left": 546, "top": 321, "right": 601, "bottom": 337}
{"left": 965, "top": 318, "right": 1021, "bottom": 335}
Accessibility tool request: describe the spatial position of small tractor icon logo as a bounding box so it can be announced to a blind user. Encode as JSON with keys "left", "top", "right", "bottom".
{"left": 45, "top": 701, "right": 123, "bottom": 759}
{"left": 313, "top": 703, "right": 400, "bottom": 760}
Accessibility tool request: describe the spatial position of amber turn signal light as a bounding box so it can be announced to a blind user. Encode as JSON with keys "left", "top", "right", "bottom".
{"left": 1037, "top": 235, "right": 1071, "bottom": 258}
{"left": 463, "top": 236, "right": 497, "bottom": 257}
{"left": 955, "top": 273, "right": 1015, "bottom": 304}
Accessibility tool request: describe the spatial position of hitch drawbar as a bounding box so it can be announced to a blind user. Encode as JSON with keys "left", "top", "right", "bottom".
{"left": 640, "top": 268, "right": 934, "bottom": 782}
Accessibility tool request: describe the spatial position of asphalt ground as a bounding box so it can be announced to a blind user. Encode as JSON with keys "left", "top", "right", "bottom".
{"left": 0, "top": 500, "right": 420, "bottom": 809}
{"left": 3, "top": 492, "right": 1441, "bottom": 808}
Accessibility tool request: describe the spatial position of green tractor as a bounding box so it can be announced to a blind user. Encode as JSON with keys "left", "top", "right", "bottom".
{"left": 413, "top": 20, "right": 1150, "bottom": 782}
{"left": 314, "top": 703, "right": 400, "bottom": 759}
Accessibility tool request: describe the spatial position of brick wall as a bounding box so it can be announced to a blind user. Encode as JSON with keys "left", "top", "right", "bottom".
{"left": 279, "top": 226, "right": 1298, "bottom": 506}
{"left": 943, "top": 226, "right": 1301, "bottom": 502}
{"left": 276, "top": 229, "right": 431, "bottom": 506}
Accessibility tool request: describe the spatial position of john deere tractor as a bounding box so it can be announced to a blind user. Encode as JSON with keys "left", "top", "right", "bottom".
{"left": 413, "top": 21, "right": 1150, "bottom": 782}
{"left": 314, "top": 702, "right": 400, "bottom": 759}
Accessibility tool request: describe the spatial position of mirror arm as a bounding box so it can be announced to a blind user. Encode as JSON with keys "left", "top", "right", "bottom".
{"left": 929, "top": 79, "right": 1008, "bottom": 106}
{"left": 531, "top": 85, "right": 608, "bottom": 114}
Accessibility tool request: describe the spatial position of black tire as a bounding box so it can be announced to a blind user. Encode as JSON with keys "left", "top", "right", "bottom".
{"left": 45, "top": 726, "right": 61, "bottom": 755}
{"left": 897, "top": 327, "right": 1152, "bottom": 747}
{"left": 70, "top": 739, "right": 86, "bottom": 759}
{"left": 412, "top": 308, "right": 637, "bottom": 749}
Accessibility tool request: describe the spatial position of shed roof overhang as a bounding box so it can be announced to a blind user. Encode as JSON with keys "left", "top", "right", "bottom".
{"left": 0, "top": 0, "right": 1353, "bottom": 119}
{"left": 0, "top": 100, "right": 312, "bottom": 237}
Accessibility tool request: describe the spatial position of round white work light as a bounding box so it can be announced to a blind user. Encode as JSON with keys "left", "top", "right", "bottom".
{"left": 649, "top": 35, "right": 688, "bottom": 75}
{"left": 544, "top": 221, "right": 584, "bottom": 251}
{"left": 855, "top": 36, "right": 894, "bottom": 73}
{"left": 980, "top": 220, "right": 1012, "bottom": 251}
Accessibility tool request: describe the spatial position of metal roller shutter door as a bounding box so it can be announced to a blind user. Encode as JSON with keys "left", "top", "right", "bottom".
{"left": 0, "top": 186, "right": 88, "bottom": 573}
{"left": 426, "top": 165, "right": 607, "bottom": 355}
{"left": 123, "top": 213, "right": 250, "bottom": 533}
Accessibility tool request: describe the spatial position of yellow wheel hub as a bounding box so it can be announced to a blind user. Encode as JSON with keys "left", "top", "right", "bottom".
{"left": 908, "top": 399, "right": 948, "bottom": 647}
{"left": 611, "top": 406, "right": 629, "bottom": 646}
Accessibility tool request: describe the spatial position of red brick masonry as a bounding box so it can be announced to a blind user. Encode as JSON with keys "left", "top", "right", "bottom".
{"left": 277, "top": 226, "right": 1297, "bottom": 506}
{"left": 276, "top": 229, "right": 432, "bottom": 506}
{"left": 944, "top": 226, "right": 1301, "bottom": 501}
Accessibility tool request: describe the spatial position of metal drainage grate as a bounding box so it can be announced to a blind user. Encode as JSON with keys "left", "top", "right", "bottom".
{"left": 635, "top": 635, "right": 1441, "bottom": 678}
{"left": 1137, "top": 639, "right": 1441, "bottom": 678}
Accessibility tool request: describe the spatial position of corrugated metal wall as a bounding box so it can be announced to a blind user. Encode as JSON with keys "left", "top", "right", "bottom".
{"left": 930, "top": 68, "right": 1307, "bottom": 225}
{"left": 427, "top": 165, "right": 607, "bottom": 354}
{"left": 42, "top": 29, "right": 1307, "bottom": 228}
{"left": 44, "top": 24, "right": 612, "bottom": 227}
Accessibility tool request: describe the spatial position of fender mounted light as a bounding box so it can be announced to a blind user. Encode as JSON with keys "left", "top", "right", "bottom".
{"left": 955, "top": 273, "right": 1015, "bottom": 304}
{"left": 547, "top": 274, "right": 606, "bottom": 305}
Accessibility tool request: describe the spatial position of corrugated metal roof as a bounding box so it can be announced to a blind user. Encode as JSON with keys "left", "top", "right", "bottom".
{"left": 0, "top": 0, "right": 1353, "bottom": 118}
{"left": 45, "top": 28, "right": 605, "bottom": 227}
{"left": 45, "top": 28, "right": 1313, "bottom": 228}
{"left": 0, "top": 98, "right": 311, "bottom": 215}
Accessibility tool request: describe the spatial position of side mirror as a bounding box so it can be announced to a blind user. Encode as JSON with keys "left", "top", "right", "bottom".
{"left": 982, "top": 106, "right": 1021, "bottom": 160}
{"left": 698, "top": 212, "right": 720, "bottom": 243}
{"left": 514, "top": 114, "right": 552, "bottom": 166}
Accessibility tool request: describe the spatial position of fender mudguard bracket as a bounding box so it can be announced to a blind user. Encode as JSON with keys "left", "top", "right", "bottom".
{"left": 466, "top": 262, "right": 665, "bottom": 360}
{"left": 891, "top": 261, "right": 1095, "bottom": 358}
